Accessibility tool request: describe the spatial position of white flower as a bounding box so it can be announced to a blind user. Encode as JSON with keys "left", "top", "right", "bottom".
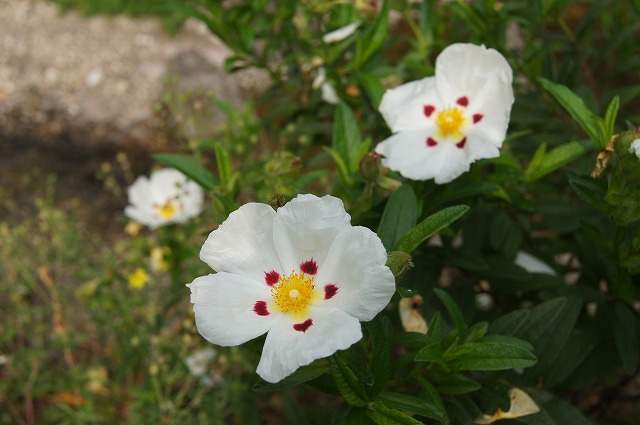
{"left": 628, "top": 139, "right": 640, "bottom": 159}
{"left": 184, "top": 347, "right": 217, "bottom": 377}
{"left": 514, "top": 251, "right": 556, "bottom": 275}
{"left": 312, "top": 67, "right": 340, "bottom": 105}
{"left": 322, "top": 22, "right": 360, "bottom": 44}
{"left": 188, "top": 194, "right": 395, "bottom": 383}
{"left": 375, "top": 43, "right": 514, "bottom": 183}
{"left": 125, "top": 168, "right": 204, "bottom": 229}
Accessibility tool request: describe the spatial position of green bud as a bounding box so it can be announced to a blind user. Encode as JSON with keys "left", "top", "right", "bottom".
{"left": 359, "top": 151, "right": 385, "bottom": 183}
{"left": 268, "top": 194, "right": 286, "bottom": 210}
{"left": 385, "top": 251, "right": 414, "bottom": 284}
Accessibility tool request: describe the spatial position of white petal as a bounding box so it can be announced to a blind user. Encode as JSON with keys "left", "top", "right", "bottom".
{"left": 273, "top": 194, "right": 351, "bottom": 273}
{"left": 188, "top": 273, "right": 279, "bottom": 346}
{"left": 629, "top": 139, "right": 640, "bottom": 158}
{"left": 315, "top": 227, "right": 395, "bottom": 321}
{"left": 321, "top": 82, "right": 340, "bottom": 105}
{"left": 312, "top": 67, "right": 326, "bottom": 89}
{"left": 435, "top": 43, "right": 513, "bottom": 107}
{"left": 256, "top": 308, "right": 362, "bottom": 383}
{"left": 127, "top": 175, "right": 153, "bottom": 209}
{"left": 124, "top": 205, "right": 163, "bottom": 229}
{"left": 375, "top": 130, "right": 447, "bottom": 181}
{"left": 322, "top": 22, "right": 360, "bottom": 44}
{"left": 514, "top": 251, "right": 556, "bottom": 276}
{"left": 379, "top": 77, "right": 441, "bottom": 133}
{"left": 200, "top": 203, "right": 282, "bottom": 282}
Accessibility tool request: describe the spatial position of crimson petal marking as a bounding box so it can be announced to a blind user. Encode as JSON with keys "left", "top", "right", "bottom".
{"left": 426, "top": 137, "right": 438, "bottom": 147}
{"left": 264, "top": 270, "right": 280, "bottom": 286}
{"left": 253, "top": 301, "right": 270, "bottom": 316}
{"left": 324, "top": 284, "right": 339, "bottom": 300}
{"left": 456, "top": 96, "right": 469, "bottom": 107}
{"left": 473, "top": 113, "right": 483, "bottom": 124}
{"left": 423, "top": 105, "right": 435, "bottom": 117}
{"left": 300, "top": 259, "right": 318, "bottom": 275}
{"left": 293, "top": 318, "right": 313, "bottom": 332}
{"left": 456, "top": 137, "right": 467, "bottom": 149}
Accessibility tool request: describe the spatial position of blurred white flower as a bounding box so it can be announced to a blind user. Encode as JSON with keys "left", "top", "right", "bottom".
{"left": 312, "top": 67, "right": 340, "bottom": 105}
{"left": 375, "top": 43, "right": 514, "bottom": 183}
{"left": 322, "top": 22, "right": 360, "bottom": 43}
{"left": 184, "top": 347, "right": 217, "bottom": 377}
{"left": 514, "top": 251, "right": 556, "bottom": 275}
{"left": 125, "top": 168, "right": 204, "bottom": 229}
{"left": 628, "top": 138, "right": 640, "bottom": 159}
{"left": 188, "top": 194, "right": 395, "bottom": 383}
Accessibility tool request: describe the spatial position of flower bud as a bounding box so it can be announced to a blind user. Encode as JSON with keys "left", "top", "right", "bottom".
{"left": 359, "top": 151, "right": 385, "bottom": 183}
{"left": 386, "top": 251, "right": 414, "bottom": 284}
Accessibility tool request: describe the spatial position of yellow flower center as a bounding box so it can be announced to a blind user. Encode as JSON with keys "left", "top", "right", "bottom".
{"left": 435, "top": 107, "right": 467, "bottom": 139}
{"left": 158, "top": 199, "right": 177, "bottom": 220}
{"left": 271, "top": 272, "right": 320, "bottom": 320}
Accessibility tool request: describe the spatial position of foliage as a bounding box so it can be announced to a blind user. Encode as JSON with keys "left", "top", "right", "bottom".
{"left": 5, "top": 0, "right": 640, "bottom": 424}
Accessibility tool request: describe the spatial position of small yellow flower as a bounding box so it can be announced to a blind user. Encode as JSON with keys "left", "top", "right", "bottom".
{"left": 150, "top": 247, "right": 170, "bottom": 272}
{"left": 125, "top": 221, "right": 142, "bottom": 236}
{"left": 128, "top": 268, "right": 149, "bottom": 289}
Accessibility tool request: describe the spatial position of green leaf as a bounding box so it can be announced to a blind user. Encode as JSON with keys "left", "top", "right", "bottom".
{"left": 434, "top": 288, "right": 466, "bottom": 338}
{"left": 253, "top": 361, "right": 329, "bottom": 392}
{"left": 212, "top": 142, "right": 233, "bottom": 190}
{"left": 365, "top": 402, "right": 425, "bottom": 425}
{"left": 568, "top": 175, "right": 607, "bottom": 210}
{"left": 365, "top": 317, "right": 392, "bottom": 398}
{"left": 329, "top": 354, "right": 368, "bottom": 407}
{"left": 523, "top": 297, "right": 581, "bottom": 377}
{"left": 153, "top": 153, "right": 217, "bottom": 191}
{"left": 432, "top": 373, "right": 481, "bottom": 395}
{"left": 332, "top": 102, "right": 363, "bottom": 174}
{"left": 378, "top": 184, "right": 418, "bottom": 250}
{"left": 414, "top": 337, "right": 447, "bottom": 369}
{"left": 378, "top": 391, "right": 448, "bottom": 423}
{"left": 353, "top": 0, "right": 389, "bottom": 69}
{"left": 489, "top": 309, "right": 530, "bottom": 336}
{"left": 604, "top": 95, "right": 620, "bottom": 141}
{"left": 395, "top": 205, "right": 469, "bottom": 253}
{"left": 429, "top": 181, "right": 511, "bottom": 206}
{"left": 524, "top": 139, "right": 596, "bottom": 182}
{"left": 612, "top": 303, "right": 639, "bottom": 374}
{"left": 358, "top": 72, "right": 385, "bottom": 108}
{"left": 539, "top": 78, "right": 606, "bottom": 148}
{"left": 323, "top": 146, "right": 354, "bottom": 186}
{"left": 446, "top": 340, "right": 537, "bottom": 371}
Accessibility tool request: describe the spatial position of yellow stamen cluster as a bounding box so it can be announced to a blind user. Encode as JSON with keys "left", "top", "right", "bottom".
{"left": 158, "top": 199, "right": 178, "bottom": 220}
{"left": 271, "top": 272, "right": 319, "bottom": 320}
{"left": 435, "top": 107, "right": 467, "bottom": 139}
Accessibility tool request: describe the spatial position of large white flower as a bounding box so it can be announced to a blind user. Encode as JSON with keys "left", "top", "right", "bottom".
{"left": 188, "top": 194, "right": 395, "bottom": 383}
{"left": 125, "top": 168, "right": 204, "bottom": 229}
{"left": 375, "top": 43, "right": 514, "bottom": 183}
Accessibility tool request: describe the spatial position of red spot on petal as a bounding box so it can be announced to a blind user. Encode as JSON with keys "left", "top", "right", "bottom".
{"left": 456, "top": 137, "right": 467, "bottom": 149}
{"left": 300, "top": 259, "right": 318, "bottom": 275}
{"left": 264, "top": 270, "right": 280, "bottom": 286}
{"left": 293, "top": 318, "right": 313, "bottom": 333}
{"left": 473, "top": 114, "right": 483, "bottom": 123}
{"left": 423, "top": 104, "right": 435, "bottom": 117}
{"left": 254, "top": 301, "right": 269, "bottom": 316}
{"left": 324, "top": 284, "right": 339, "bottom": 300}
{"left": 426, "top": 137, "right": 438, "bottom": 147}
{"left": 456, "top": 96, "right": 469, "bottom": 107}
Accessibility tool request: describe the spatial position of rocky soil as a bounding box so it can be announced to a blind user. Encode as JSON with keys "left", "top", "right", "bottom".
{"left": 0, "top": 0, "right": 266, "bottom": 228}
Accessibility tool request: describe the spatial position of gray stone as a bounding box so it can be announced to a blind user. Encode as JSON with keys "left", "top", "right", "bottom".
{"left": 0, "top": 0, "right": 257, "bottom": 151}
